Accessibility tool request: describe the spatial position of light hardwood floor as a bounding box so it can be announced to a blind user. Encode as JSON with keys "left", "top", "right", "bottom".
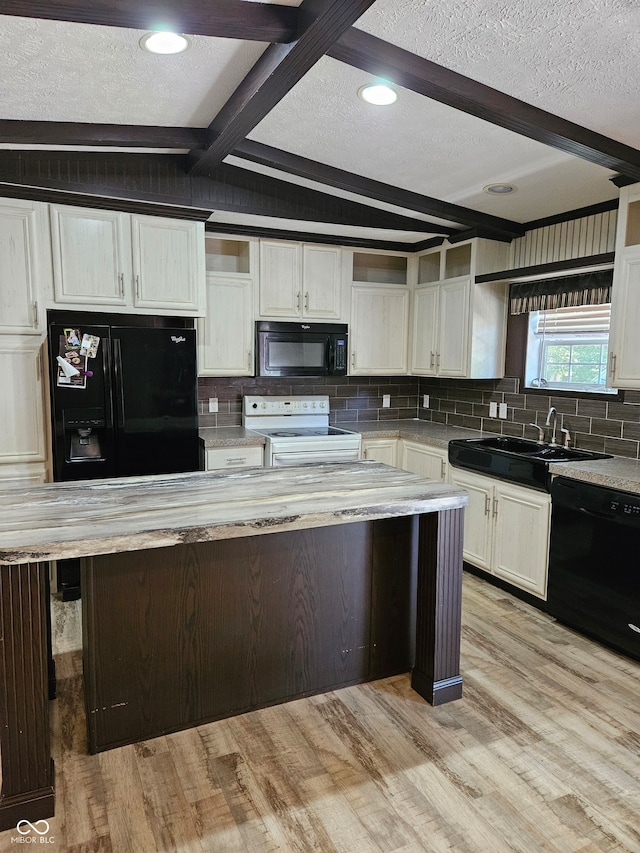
{"left": 2, "top": 573, "right": 639, "bottom": 852}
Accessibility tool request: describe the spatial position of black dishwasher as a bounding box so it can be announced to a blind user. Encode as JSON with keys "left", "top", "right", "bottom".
{"left": 548, "top": 477, "right": 640, "bottom": 661}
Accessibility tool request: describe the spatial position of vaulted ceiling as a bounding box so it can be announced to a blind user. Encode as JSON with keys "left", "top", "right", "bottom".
{"left": 1, "top": 0, "right": 638, "bottom": 247}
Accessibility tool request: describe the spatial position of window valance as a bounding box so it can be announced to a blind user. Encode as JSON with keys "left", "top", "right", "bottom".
{"left": 509, "top": 269, "right": 613, "bottom": 315}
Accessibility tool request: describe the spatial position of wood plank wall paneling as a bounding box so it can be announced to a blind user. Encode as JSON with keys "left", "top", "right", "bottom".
{"left": 509, "top": 209, "right": 618, "bottom": 268}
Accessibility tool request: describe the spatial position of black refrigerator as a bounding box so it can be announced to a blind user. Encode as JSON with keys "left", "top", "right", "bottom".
{"left": 48, "top": 319, "right": 200, "bottom": 596}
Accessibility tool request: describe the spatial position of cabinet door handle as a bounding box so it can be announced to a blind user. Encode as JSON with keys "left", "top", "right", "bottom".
{"left": 119, "top": 272, "right": 125, "bottom": 297}
{"left": 440, "top": 459, "right": 446, "bottom": 479}
{"left": 248, "top": 350, "right": 252, "bottom": 372}
{"left": 484, "top": 494, "right": 491, "bottom": 515}
{"left": 304, "top": 291, "right": 309, "bottom": 312}
{"left": 351, "top": 351, "right": 356, "bottom": 368}
{"left": 135, "top": 274, "right": 140, "bottom": 298}
{"left": 492, "top": 496, "right": 499, "bottom": 518}
{"left": 430, "top": 351, "right": 435, "bottom": 369}
{"left": 32, "top": 301, "right": 38, "bottom": 327}
{"left": 296, "top": 291, "right": 301, "bottom": 311}
{"left": 436, "top": 352, "right": 441, "bottom": 370}
{"left": 610, "top": 352, "right": 617, "bottom": 381}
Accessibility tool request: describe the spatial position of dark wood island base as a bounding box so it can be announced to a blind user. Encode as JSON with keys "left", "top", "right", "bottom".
{"left": 0, "top": 462, "right": 467, "bottom": 830}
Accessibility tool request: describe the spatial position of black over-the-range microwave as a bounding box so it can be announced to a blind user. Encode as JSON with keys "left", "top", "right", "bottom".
{"left": 255, "top": 321, "right": 348, "bottom": 377}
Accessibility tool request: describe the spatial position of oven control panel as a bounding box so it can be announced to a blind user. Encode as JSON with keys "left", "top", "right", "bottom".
{"left": 243, "top": 395, "right": 329, "bottom": 416}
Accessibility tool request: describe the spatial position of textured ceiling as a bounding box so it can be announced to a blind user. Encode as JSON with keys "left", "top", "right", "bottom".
{"left": 0, "top": 0, "right": 636, "bottom": 235}
{"left": 0, "top": 17, "right": 267, "bottom": 126}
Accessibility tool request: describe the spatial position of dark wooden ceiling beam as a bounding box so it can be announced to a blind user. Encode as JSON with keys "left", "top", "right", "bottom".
{"left": 0, "top": 120, "right": 207, "bottom": 149}
{"left": 188, "top": 0, "right": 377, "bottom": 177}
{"left": 233, "top": 139, "right": 523, "bottom": 239}
{"left": 0, "top": 0, "right": 299, "bottom": 43}
{"left": 328, "top": 28, "right": 640, "bottom": 183}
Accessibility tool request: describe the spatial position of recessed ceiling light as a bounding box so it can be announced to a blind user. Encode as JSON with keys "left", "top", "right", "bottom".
{"left": 483, "top": 183, "right": 517, "bottom": 195}
{"left": 139, "top": 31, "right": 191, "bottom": 55}
{"left": 357, "top": 82, "right": 398, "bottom": 106}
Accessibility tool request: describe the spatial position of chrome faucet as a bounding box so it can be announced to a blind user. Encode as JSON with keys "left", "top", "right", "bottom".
{"left": 545, "top": 406, "right": 558, "bottom": 447}
{"left": 528, "top": 422, "right": 545, "bottom": 443}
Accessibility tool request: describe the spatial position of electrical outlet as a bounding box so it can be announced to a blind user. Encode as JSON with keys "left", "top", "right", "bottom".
{"left": 423, "top": 394, "right": 429, "bottom": 408}
{"left": 499, "top": 402, "right": 508, "bottom": 419}
{"left": 382, "top": 394, "right": 391, "bottom": 408}
{"left": 208, "top": 397, "right": 219, "bottom": 413}
{"left": 489, "top": 402, "right": 498, "bottom": 418}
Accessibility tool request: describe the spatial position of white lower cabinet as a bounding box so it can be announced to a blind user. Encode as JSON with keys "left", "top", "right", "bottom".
{"left": 400, "top": 440, "right": 448, "bottom": 481}
{"left": 205, "top": 446, "right": 263, "bottom": 470}
{"left": 448, "top": 467, "right": 551, "bottom": 598}
{"left": 361, "top": 438, "right": 398, "bottom": 466}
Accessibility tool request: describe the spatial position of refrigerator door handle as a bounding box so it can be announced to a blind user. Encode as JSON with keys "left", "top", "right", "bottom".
{"left": 112, "top": 338, "right": 126, "bottom": 429}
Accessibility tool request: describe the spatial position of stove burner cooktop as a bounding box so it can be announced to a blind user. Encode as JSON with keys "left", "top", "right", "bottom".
{"left": 261, "top": 427, "right": 351, "bottom": 438}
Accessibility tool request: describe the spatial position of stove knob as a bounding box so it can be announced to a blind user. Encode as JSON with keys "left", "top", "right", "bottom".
{"left": 311, "top": 402, "right": 316, "bottom": 408}
{"left": 303, "top": 402, "right": 308, "bottom": 408}
{"left": 319, "top": 401, "right": 326, "bottom": 408}
{"left": 261, "top": 403, "right": 267, "bottom": 409}
{"left": 252, "top": 403, "right": 258, "bottom": 409}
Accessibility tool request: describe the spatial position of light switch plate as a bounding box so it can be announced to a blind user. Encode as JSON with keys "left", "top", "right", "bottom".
{"left": 208, "top": 397, "right": 219, "bottom": 413}
{"left": 489, "top": 402, "right": 498, "bottom": 418}
{"left": 382, "top": 394, "right": 391, "bottom": 408}
{"left": 499, "top": 402, "right": 508, "bottom": 419}
{"left": 423, "top": 394, "right": 429, "bottom": 408}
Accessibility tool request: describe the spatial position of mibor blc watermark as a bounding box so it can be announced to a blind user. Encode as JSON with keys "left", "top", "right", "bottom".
{"left": 10, "top": 820, "right": 55, "bottom": 845}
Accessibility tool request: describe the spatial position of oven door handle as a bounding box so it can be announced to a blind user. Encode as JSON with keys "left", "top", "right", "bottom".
{"left": 271, "top": 449, "right": 360, "bottom": 466}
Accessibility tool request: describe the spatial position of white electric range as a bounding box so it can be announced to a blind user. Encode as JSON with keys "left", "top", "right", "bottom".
{"left": 242, "top": 395, "right": 361, "bottom": 467}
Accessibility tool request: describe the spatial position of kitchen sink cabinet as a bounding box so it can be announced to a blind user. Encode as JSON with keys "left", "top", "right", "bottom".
{"left": 258, "top": 240, "right": 343, "bottom": 320}
{"left": 350, "top": 285, "right": 410, "bottom": 375}
{"left": 361, "top": 437, "right": 398, "bottom": 466}
{"left": 448, "top": 467, "right": 550, "bottom": 598}
{"left": 400, "top": 440, "right": 448, "bottom": 482}
{"left": 49, "top": 205, "right": 205, "bottom": 316}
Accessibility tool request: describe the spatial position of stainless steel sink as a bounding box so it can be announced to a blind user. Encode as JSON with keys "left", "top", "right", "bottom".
{"left": 448, "top": 437, "right": 612, "bottom": 491}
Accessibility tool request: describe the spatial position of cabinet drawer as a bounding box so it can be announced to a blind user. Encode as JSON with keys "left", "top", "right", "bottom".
{"left": 205, "top": 446, "right": 263, "bottom": 470}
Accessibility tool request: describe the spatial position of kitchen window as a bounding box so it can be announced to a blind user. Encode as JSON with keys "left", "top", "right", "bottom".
{"left": 524, "top": 304, "right": 616, "bottom": 394}
{"left": 509, "top": 267, "right": 616, "bottom": 395}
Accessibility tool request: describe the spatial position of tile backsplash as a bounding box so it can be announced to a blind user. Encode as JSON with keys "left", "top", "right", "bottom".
{"left": 197, "top": 376, "right": 419, "bottom": 426}
{"left": 419, "top": 378, "right": 640, "bottom": 459}
{"left": 198, "top": 375, "right": 640, "bottom": 460}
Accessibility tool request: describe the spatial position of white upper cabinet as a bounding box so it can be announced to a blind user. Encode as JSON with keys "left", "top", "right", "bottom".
{"left": 258, "top": 240, "right": 342, "bottom": 320}
{"left": 350, "top": 285, "right": 410, "bottom": 375}
{"left": 608, "top": 183, "right": 640, "bottom": 388}
{"left": 411, "top": 238, "right": 509, "bottom": 379}
{"left": 50, "top": 204, "right": 205, "bottom": 315}
{"left": 50, "top": 206, "right": 130, "bottom": 306}
{"left": 0, "top": 336, "right": 47, "bottom": 467}
{"left": 0, "top": 198, "right": 51, "bottom": 334}
{"left": 198, "top": 235, "right": 258, "bottom": 377}
{"left": 301, "top": 244, "right": 342, "bottom": 319}
{"left": 198, "top": 274, "right": 254, "bottom": 376}
{"left": 131, "top": 215, "right": 205, "bottom": 312}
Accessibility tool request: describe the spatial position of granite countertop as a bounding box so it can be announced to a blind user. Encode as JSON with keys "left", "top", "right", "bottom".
{"left": 0, "top": 461, "right": 467, "bottom": 565}
{"left": 198, "top": 419, "right": 640, "bottom": 494}
{"left": 199, "top": 426, "right": 266, "bottom": 448}
{"left": 547, "top": 456, "right": 640, "bottom": 495}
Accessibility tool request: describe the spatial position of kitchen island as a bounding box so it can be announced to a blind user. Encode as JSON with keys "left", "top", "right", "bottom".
{"left": 0, "top": 461, "right": 467, "bottom": 830}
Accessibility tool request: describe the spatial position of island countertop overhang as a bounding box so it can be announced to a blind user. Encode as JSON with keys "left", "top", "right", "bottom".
{"left": 0, "top": 460, "right": 468, "bottom": 565}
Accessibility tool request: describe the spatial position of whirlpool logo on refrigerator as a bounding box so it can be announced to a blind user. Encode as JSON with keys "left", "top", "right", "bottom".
{"left": 170, "top": 336, "right": 186, "bottom": 344}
